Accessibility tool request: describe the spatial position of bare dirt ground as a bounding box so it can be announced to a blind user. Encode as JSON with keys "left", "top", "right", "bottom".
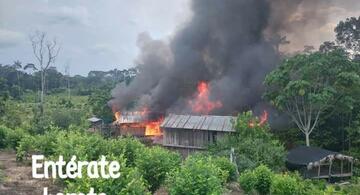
{"left": 0, "top": 150, "right": 61, "bottom": 195}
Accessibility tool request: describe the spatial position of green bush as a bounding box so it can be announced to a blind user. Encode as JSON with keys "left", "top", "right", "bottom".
{"left": 238, "top": 165, "right": 351, "bottom": 195}
{"left": 135, "top": 146, "right": 181, "bottom": 193}
{"left": 270, "top": 173, "right": 304, "bottom": 195}
{"left": 4, "top": 127, "right": 28, "bottom": 150}
{"left": 323, "top": 186, "right": 346, "bottom": 195}
{"left": 0, "top": 126, "right": 7, "bottom": 148}
{"left": 253, "top": 165, "right": 273, "bottom": 195}
{"left": 167, "top": 156, "right": 225, "bottom": 195}
{"left": 16, "top": 127, "right": 61, "bottom": 161}
{"left": 34, "top": 130, "right": 60, "bottom": 156}
{"left": 187, "top": 154, "right": 237, "bottom": 183}
{"left": 212, "top": 156, "right": 238, "bottom": 182}
{"left": 106, "top": 137, "right": 145, "bottom": 167}
{"left": 54, "top": 131, "right": 107, "bottom": 161}
{"left": 341, "top": 177, "right": 360, "bottom": 195}
{"left": 238, "top": 165, "right": 273, "bottom": 195}
{"left": 16, "top": 135, "right": 36, "bottom": 161}
{"left": 65, "top": 159, "right": 150, "bottom": 195}
{"left": 238, "top": 170, "right": 256, "bottom": 193}
{"left": 50, "top": 109, "right": 85, "bottom": 129}
{"left": 210, "top": 111, "right": 286, "bottom": 173}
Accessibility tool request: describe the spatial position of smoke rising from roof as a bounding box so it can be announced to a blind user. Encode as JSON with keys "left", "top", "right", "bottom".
{"left": 109, "top": 0, "right": 343, "bottom": 115}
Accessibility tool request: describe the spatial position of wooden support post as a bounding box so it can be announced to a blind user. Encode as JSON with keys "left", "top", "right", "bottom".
{"left": 328, "top": 159, "right": 333, "bottom": 180}
{"left": 341, "top": 159, "right": 343, "bottom": 175}
{"left": 318, "top": 164, "right": 321, "bottom": 177}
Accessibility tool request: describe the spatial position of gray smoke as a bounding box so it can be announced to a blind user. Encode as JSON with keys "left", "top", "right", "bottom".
{"left": 109, "top": 0, "right": 333, "bottom": 115}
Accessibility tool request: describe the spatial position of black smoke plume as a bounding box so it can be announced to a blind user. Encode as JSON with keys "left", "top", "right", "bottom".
{"left": 109, "top": 0, "right": 329, "bottom": 115}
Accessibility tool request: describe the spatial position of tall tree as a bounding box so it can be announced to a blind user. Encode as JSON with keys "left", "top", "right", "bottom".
{"left": 23, "top": 63, "right": 38, "bottom": 74}
{"left": 12, "top": 60, "right": 22, "bottom": 96}
{"left": 335, "top": 16, "right": 360, "bottom": 56}
{"left": 269, "top": 34, "right": 290, "bottom": 55}
{"left": 87, "top": 88, "right": 114, "bottom": 123}
{"left": 319, "top": 41, "right": 340, "bottom": 53}
{"left": 64, "top": 63, "right": 71, "bottom": 100}
{"left": 264, "top": 50, "right": 360, "bottom": 146}
{"left": 29, "top": 31, "right": 60, "bottom": 113}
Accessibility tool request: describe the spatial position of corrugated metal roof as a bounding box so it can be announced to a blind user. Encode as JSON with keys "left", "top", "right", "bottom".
{"left": 161, "top": 114, "right": 236, "bottom": 132}
{"left": 116, "top": 113, "right": 146, "bottom": 124}
{"left": 88, "top": 117, "right": 102, "bottom": 123}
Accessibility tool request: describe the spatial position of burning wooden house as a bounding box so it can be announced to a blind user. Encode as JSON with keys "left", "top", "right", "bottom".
{"left": 160, "top": 114, "right": 236, "bottom": 156}
{"left": 112, "top": 111, "right": 164, "bottom": 137}
{"left": 287, "top": 146, "right": 356, "bottom": 180}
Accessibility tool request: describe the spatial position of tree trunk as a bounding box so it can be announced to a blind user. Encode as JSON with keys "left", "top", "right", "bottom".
{"left": 41, "top": 73, "right": 44, "bottom": 104}
{"left": 305, "top": 133, "right": 310, "bottom": 146}
{"left": 40, "top": 71, "right": 45, "bottom": 114}
{"left": 17, "top": 72, "right": 21, "bottom": 96}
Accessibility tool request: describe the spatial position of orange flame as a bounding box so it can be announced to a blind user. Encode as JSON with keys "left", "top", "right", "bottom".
{"left": 248, "top": 110, "right": 268, "bottom": 128}
{"left": 145, "top": 118, "right": 164, "bottom": 136}
{"left": 259, "top": 110, "right": 268, "bottom": 126}
{"left": 248, "top": 121, "right": 255, "bottom": 128}
{"left": 113, "top": 107, "right": 163, "bottom": 137}
{"left": 115, "top": 111, "right": 121, "bottom": 121}
{"left": 189, "top": 81, "right": 222, "bottom": 114}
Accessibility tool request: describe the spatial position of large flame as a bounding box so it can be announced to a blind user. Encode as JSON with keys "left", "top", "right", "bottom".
{"left": 113, "top": 108, "right": 163, "bottom": 137}
{"left": 189, "top": 81, "right": 222, "bottom": 114}
{"left": 145, "top": 118, "right": 163, "bottom": 136}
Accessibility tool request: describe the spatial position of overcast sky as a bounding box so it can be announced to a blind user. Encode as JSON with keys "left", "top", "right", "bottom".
{"left": 0, "top": 0, "right": 190, "bottom": 75}
{"left": 0, "top": 0, "right": 359, "bottom": 75}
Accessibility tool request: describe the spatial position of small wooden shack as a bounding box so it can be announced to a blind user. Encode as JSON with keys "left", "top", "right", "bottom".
{"left": 88, "top": 116, "right": 103, "bottom": 133}
{"left": 112, "top": 112, "right": 147, "bottom": 136}
{"left": 161, "top": 114, "right": 235, "bottom": 157}
{"left": 287, "top": 146, "right": 356, "bottom": 180}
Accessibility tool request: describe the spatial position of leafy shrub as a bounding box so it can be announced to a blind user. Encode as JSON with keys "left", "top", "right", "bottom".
{"left": 341, "top": 177, "right": 360, "bottom": 195}
{"left": 50, "top": 109, "right": 85, "bottom": 129}
{"left": 238, "top": 165, "right": 273, "bottom": 195}
{"left": 29, "top": 112, "right": 53, "bottom": 134}
{"left": 106, "top": 137, "right": 145, "bottom": 167}
{"left": 135, "top": 146, "right": 181, "bottom": 193}
{"left": 16, "top": 135, "right": 36, "bottom": 161}
{"left": 54, "top": 131, "right": 107, "bottom": 161}
{"left": 34, "top": 130, "right": 60, "bottom": 156}
{"left": 212, "top": 156, "right": 238, "bottom": 182}
{"left": 65, "top": 159, "right": 150, "bottom": 195}
{"left": 187, "top": 154, "right": 237, "bottom": 183}
{"left": 210, "top": 111, "right": 286, "bottom": 172}
{"left": 167, "top": 155, "right": 225, "bottom": 195}
{"left": 253, "top": 165, "right": 273, "bottom": 195}
{"left": 238, "top": 165, "right": 351, "bottom": 195}
{"left": 238, "top": 170, "right": 256, "bottom": 193}
{"left": 0, "top": 126, "right": 7, "bottom": 148}
{"left": 323, "top": 186, "right": 346, "bottom": 195}
{"left": 305, "top": 178, "right": 327, "bottom": 191}
{"left": 270, "top": 173, "right": 304, "bottom": 195}
{"left": 4, "top": 127, "right": 28, "bottom": 150}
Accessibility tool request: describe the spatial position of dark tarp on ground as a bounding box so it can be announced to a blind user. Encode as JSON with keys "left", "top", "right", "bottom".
{"left": 286, "top": 146, "right": 339, "bottom": 166}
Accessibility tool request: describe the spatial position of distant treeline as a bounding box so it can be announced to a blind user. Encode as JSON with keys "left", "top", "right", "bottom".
{"left": 0, "top": 63, "right": 137, "bottom": 99}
